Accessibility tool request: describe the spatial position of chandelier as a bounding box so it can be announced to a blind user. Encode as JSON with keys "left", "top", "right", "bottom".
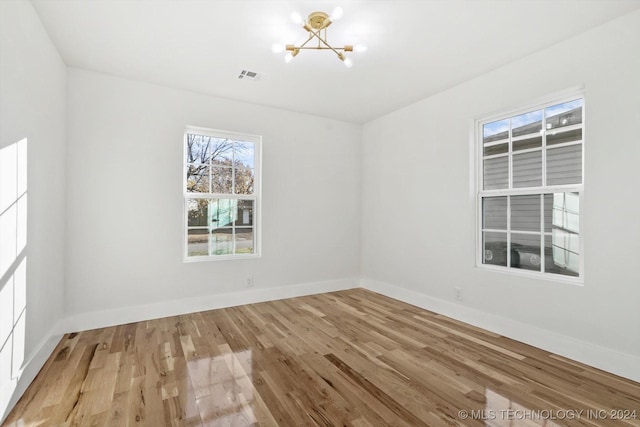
{"left": 272, "top": 7, "right": 366, "bottom": 68}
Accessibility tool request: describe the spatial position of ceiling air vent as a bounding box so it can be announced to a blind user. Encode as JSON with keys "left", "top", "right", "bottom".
{"left": 238, "top": 70, "right": 262, "bottom": 81}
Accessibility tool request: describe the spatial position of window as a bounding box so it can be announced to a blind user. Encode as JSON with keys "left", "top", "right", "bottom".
{"left": 478, "top": 95, "right": 583, "bottom": 280}
{"left": 184, "top": 127, "right": 261, "bottom": 260}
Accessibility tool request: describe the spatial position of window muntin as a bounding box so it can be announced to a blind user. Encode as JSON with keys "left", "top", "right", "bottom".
{"left": 184, "top": 128, "right": 260, "bottom": 260}
{"left": 478, "top": 97, "right": 583, "bottom": 280}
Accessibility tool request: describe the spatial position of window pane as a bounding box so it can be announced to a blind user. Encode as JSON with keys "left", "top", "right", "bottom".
{"left": 545, "top": 234, "right": 579, "bottom": 277}
{"left": 546, "top": 144, "right": 582, "bottom": 185}
{"left": 483, "top": 231, "right": 507, "bottom": 267}
{"left": 210, "top": 138, "right": 234, "bottom": 167}
{"left": 564, "top": 192, "right": 579, "bottom": 224}
{"left": 211, "top": 167, "right": 233, "bottom": 193}
{"left": 543, "top": 194, "right": 553, "bottom": 232}
{"left": 187, "top": 199, "right": 208, "bottom": 227}
{"left": 513, "top": 151, "right": 542, "bottom": 188}
{"left": 235, "top": 168, "right": 254, "bottom": 195}
{"left": 511, "top": 110, "right": 542, "bottom": 137}
{"left": 186, "top": 164, "right": 210, "bottom": 193}
{"left": 234, "top": 141, "right": 255, "bottom": 169}
{"left": 186, "top": 134, "right": 211, "bottom": 164}
{"left": 234, "top": 200, "right": 253, "bottom": 226}
{"left": 547, "top": 128, "right": 582, "bottom": 146}
{"left": 513, "top": 136, "right": 542, "bottom": 151}
{"left": 235, "top": 228, "right": 254, "bottom": 254}
{"left": 510, "top": 233, "right": 541, "bottom": 272}
{"left": 483, "top": 119, "right": 509, "bottom": 143}
{"left": 483, "top": 197, "right": 507, "bottom": 230}
{"left": 210, "top": 199, "right": 236, "bottom": 228}
{"left": 210, "top": 228, "right": 233, "bottom": 255}
{"left": 483, "top": 156, "right": 508, "bottom": 190}
{"left": 484, "top": 143, "right": 508, "bottom": 156}
{"left": 511, "top": 195, "right": 540, "bottom": 232}
{"left": 545, "top": 192, "right": 579, "bottom": 276}
{"left": 545, "top": 99, "right": 583, "bottom": 131}
{"left": 551, "top": 192, "right": 579, "bottom": 233}
{"left": 187, "top": 229, "right": 210, "bottom": 257}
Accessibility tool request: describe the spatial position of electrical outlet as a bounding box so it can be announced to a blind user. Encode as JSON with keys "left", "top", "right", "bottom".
{"left": 454, "top": 287, "right": 463, "bottom": 301}
{"left": 246, "top": 275, "right": 254, "bottom": 288}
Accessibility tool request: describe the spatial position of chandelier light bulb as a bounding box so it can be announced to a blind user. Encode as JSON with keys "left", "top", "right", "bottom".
{"left": 330, "top": 6, "right": 344, "bottom": 21}
{"left": 290, "top": 11, "right": 303, "bottom": 25}
{"left": 284, "top": 52, "right": 294, "bottom": 63}
{"left": 343, "top": 57, "right": 353, "bottom": 68}
{"left": 354, "top": 44, "right": 368, "bottom": 53}
{"left": 271, "top": 43, "right": 285, "bottom": 53}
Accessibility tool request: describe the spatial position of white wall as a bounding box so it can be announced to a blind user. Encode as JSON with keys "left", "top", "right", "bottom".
{"left": 2, "top": 6, "right": 639, "bottom": 423}
{"left": 0, "top": 0, "right": 66, "bottom": 419}
{"left": 362, "top": 10, "right": 640, "bottom": 377}
{"left": 65, "top": 69, "right": 361, "bottom": 320}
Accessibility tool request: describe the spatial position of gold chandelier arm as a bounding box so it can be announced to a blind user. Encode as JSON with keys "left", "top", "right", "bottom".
{"left": 287, "top": 27, "right": 343, "bottom": 55}
{"left": 297, "top": 33, "right": 314, "bottom": 49}
{"left": 306, "top": 27, "right": 342, "bottom": 57}
{"left": 290, "top": 47, "right": 346, "bottom": 51}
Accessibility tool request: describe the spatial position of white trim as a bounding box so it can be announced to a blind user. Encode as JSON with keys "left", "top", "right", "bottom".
{"left": 183, "top": 127, "right": 262, "bottom": 261}
{"left": 507, "top": 146, "right": 542, "bottom": 156}
{"left": 511, "top": 132, "right": 542, "bottom": 142}
{"left": 480, "top": 184, "right": 584, "bottom": 196}
{"left": 1, "top": 322, "right": 64, "bottom": 423}
{"left": 184, "top": 126, "right": 262, "bottom": 144}
{"left": 185, "top": 194, "right": 258, "bottom": 200}
{"left": 540, "top": 194, "right": 546, "bottom": 272}
{"left": 476, "top": 85, "right": 585, "bottom": 125}
{"left": 545, "top": 140, "right": 583, "bottom": 150}
{"left": 475, "top": 90, "right": 584, "bottom": 283}
{"left": 362, "top": 279, "right": 640, "bottom": 383}
{"left": 479, "top": 263, "right": 582, "bottom": 286}
{"left": 545, "top": 122, "right": 582, "bottom": 135}
{"left": 62, "top": 278, "right": 359, "bottom": 332}
{"left": 482, "top": 152, "right": 509, "bottom": 160}
{"left": 183, "top": 253, "right": 260, "bottom": 263}
{"left": 483, "top": 138, "right": 509, "bottom": 147}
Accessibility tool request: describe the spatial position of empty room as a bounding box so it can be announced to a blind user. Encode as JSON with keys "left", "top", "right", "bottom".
{"left": 1, "top": 0, "right": 640, "bottom": 425}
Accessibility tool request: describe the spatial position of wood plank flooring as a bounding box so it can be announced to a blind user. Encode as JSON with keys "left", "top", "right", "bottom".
{"left": 4, "top": 289, "right": 640, "bottom": 426}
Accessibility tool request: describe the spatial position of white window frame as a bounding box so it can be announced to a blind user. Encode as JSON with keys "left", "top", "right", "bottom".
{"left": 183, "top": 126, "right": 262, "bottom": 262}
{"left": 475, "top": 90, "right": 585, "bottom": 284}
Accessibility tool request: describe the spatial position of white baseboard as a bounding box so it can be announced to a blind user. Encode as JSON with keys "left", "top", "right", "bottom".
{"left": 362, "top": 278, "right": 640, "bottom": 383}
{"left": 62, "top": 278, "right": 359, "bottom": 333}
{"left": 1, "top": 323, "right": 64, "bottom": 423}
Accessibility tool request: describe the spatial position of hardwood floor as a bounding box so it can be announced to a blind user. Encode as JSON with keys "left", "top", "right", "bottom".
{"left": 4, "top": 289, "right": 640, "bottom": 426}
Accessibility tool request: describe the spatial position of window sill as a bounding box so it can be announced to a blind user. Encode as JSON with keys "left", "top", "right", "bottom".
{"left": 476, "top": 263, "right": 583, "bottom": 286}
{"left": 184, "top": 253, "right": 261, "bottom": 263}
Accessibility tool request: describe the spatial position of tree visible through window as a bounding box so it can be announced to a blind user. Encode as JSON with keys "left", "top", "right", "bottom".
{"left": 184, "top": 128, "right": 260, "bottom": 259}
{"left": 478, "top": 96, "right": 583, "bottom": 279}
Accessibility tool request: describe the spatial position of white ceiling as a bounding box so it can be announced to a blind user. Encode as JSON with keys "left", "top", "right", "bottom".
{"left": 31, "top": 0, "right": 640, "bottom": 123}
